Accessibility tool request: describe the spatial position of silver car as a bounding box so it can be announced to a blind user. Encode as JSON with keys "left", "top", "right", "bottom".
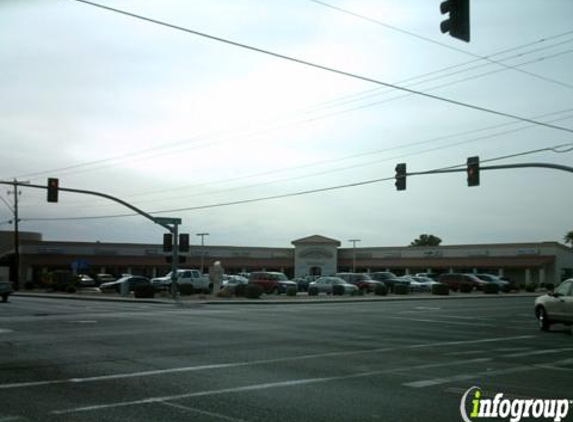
{"left": 534, "top": 279, "right": 573, "bottom": 331}
{"left": 309, "top": 277, "right": 358, "bottom": 295}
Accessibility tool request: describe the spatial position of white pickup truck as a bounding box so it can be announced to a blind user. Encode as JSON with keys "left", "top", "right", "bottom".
{"left": 151, "top": 269, "right": 211, "bottom": 292}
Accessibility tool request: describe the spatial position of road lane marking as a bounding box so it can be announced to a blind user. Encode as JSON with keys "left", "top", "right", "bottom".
{"left": 444, "top": 350, "right": 486, "bottom": 356}
{"left": 404, "top": 355, "right": 573, "bottom": 388}
{"left": 502, "top": 347, "right": 573, "bottom": 358}
{"left": 160, "top": 401, "right": 249, "bottom": 422}
{"left": 0, "top": 335, "right": 533, "bottom": 390}
{"left": 383, "top": 316, "right": 494, "bottom": 327}
{"left": 404, "top": 365, "right": 536, "bottom": 388}
{"left": 50, "top": 358, "right": 492, "bottom": 415}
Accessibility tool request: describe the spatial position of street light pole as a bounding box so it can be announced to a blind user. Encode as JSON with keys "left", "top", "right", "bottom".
{"left": 196, "top": 233, "right": 209, "bottom": 274}
{"left": 348, "top": 239, "right": 361, "bottom": 273}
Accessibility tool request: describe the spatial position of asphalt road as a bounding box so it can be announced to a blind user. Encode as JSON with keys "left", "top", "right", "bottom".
{"left": 0, "top": 296, "right": 572, "bottom": 422}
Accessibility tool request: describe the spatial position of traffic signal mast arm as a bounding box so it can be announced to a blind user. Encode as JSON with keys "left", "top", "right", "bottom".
{"left": 408, "top": 162, "right": 573, "bottom": 178}
{"left": 0, "top": 180, "right": 174, "bottom": 233}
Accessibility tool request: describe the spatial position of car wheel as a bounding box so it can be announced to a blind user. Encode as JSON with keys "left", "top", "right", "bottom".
{"left": 2, "top": 293, "right": 8, "bottom": 302}
{"left": 537, "top": 307, "right": 551, "bottom": 331}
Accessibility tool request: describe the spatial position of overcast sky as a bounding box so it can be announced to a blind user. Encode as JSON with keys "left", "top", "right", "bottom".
{"left": 1, "top": 0, "right": 572, "bottom": 249}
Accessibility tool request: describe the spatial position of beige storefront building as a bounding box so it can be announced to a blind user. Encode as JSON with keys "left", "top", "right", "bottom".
{"left": 1, "top": 231, "right": 572, "bottom": 287}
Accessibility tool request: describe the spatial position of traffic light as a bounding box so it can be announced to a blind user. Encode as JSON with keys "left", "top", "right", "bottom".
{"left": 467, "top": 156, "right": 480, "bottom": 186}
{"left": 395, "top": 163, "right": 407, "bottom": 191}
{"left": 179, "top": 233, "right": 190, "bottom": 252}
{"left": 47, "top": 178, "right": 59, "bottom": 203}
{"left": 163, "top": 233, "right": 173, "bottom": 252}
{"left": 440, "top": 0, "right": 470, "bottom": 42}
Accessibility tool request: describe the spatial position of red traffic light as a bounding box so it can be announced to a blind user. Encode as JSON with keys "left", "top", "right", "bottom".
{"left": 467, "top": 156, "right": 480, "bottom": 186}
{"left": 47, "top": 178, "right": 59, "bottom": 203}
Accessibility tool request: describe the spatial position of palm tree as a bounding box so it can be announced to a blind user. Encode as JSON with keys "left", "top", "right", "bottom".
{"left": 410, "top": 234, "right": 442, "bottom": 247}
{"left": 564, "top": 231, "right": 573, "bottom": 248}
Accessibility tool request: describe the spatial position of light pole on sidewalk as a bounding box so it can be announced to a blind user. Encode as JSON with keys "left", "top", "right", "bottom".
{"left": 348, "top": 239, "right": 361, "bottom": 273}
{"left": 196, "top": 232, "right": 209, "bottom": 274}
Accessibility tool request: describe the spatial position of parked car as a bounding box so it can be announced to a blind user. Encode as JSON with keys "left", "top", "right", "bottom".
{"left": 474, "top": 273, "right": 510, "bottom": 291}
{"left": 534, "top": 278, "right": 573, "bottom": 331}
{"left": 438, "top": 273, "right": 488, "bottom": 290}
{"left": 151, "top": 269, "right": 210, "bottom": 292}
{"left": 415, "top": 272, "right": 439, "bottom": 281}
{"left": 370, "top": 271, "right": 408, "bottom": 292}
{"left": 95, "top": 273, "right": 115, "bottom": 285}
{"left": 248, "top": 271, "right": 297, "bottom": 294}
{"left": 411, "top": 276, "right": 440, "bottom": 291}
{"left": 76, "top": 274, "right": 97, "bottom": 287}
{"left": 99, "top": 276, "right": 151, "bottom": 293}
{"left": 222, "top": 274, "right": 248, "bottom": 286}
{"left": 309, "top": 277, "right": 358, "bottom": 295}
{"left": 292, "top": 276, "right": 313, "bottom": 292}
{"left": 0, "top": 281, "right": 14, "bottom": 302}
{"left": 399, "top": 276, "right": 421, "bottom": 291}
{"left": 335, "top": 273, "right": 384, "bottom": 292}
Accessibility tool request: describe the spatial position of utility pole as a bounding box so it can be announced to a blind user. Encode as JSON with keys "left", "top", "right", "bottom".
{"left": 6, "top": 179, "right": 29, "bottom": 290}
{"left": 196, "top": 233, "right": 209, "bottom": 274}
{"left": 348, "top": 239, "right": 361, "bottom": 273}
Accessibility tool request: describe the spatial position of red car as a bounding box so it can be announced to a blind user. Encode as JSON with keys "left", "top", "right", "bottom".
{"left": 438, "top": 273, "right": 489, "bottom": 291}
{"left": 248, "top": 272, "right": 297, "bottom": 294}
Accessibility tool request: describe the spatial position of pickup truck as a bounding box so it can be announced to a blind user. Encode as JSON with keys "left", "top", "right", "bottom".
{"left": 1, "top": 281, "right": 14, "bottom": 302}
{"left": 151, "top": 269, "right": 211, "bottom": 292}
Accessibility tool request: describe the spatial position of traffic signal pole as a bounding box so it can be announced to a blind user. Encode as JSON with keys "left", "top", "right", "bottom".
{"left": 0, "top": 180, "right": 183, "bottom": 300}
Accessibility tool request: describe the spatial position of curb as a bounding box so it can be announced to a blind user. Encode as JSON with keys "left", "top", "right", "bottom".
{"left": 13, "top": 291, "right": 540, "bottom": 305}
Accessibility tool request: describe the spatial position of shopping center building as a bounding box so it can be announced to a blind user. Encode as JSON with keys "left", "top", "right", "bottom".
{"left": 1, "top": 231, "right": 572, "bottom": 288}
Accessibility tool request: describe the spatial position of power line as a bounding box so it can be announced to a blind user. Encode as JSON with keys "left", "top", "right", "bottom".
{"left": 69, "top": 0, "right": 573, "bottom": 135}
{"left": 71, "top": 110, "right": 573, "bottom": 207}
{"left": 29, "top": 107, "right": 573, "bottom": 210}
{"left": 21, "top": 142, "right": 573, "bottom": 222}
{"left": 11, "top": 29, "right": 573, "bottom": 182}
{"left": 307, "top": 0, "right": 573, "bottom": 90}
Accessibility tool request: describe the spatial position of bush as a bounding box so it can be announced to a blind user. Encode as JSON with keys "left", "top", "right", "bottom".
{"left": 525, "top": 283, "right": 537, "bottom": 292}
{"left": 245, "top": 284, "right": 263, "bottom": 299}
{"left": 24, "top": 281, "right": 35, "bottom": 290}
{"left": 134, "top": 284, "right": 155, "bottom": 298}
{"left": 217, "top": 288, "right": 233, "bottom": 298}
{"left": 483, "top": 283, "right": 499, "bottom": 294}
{"left": 374, "top": 284, "right": 388, "bottom": 296}
{"left": 234, "top": 283, "right": 247, "bottom": 297}
{"left": 332, "top": 284, "right": 345, "bottom": 296}
{"left": 286, "top": 286, "right": 298, "bottom": 297}
{"left": 308, "top": 286, "right": 319, "bottom": 296}
{"left": 393, "top": 284, "right": 409, "bottom": 295}
{"left": 432, "top": 283, "right": 450, "bottom": 296}
{"left": 65, "top": 285, "right": 77, "bottom": 294}
{"left": 544, "top": 283, "right": 555, "bottom": 291}
{"left": 459, "top": 282, "right": 473, "bottom": 293}
{"left": 179, "top": 284, "right": 194, "bottom": 296}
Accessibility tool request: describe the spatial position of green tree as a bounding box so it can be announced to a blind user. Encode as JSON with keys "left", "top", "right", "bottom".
{"left": 410, "top": 234, "right": 442, "bottom": 247}
{"left": 564, "top": 231, "right": 573, "bottom": 247}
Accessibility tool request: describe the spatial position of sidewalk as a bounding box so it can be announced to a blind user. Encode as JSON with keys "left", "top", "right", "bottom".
{"left": 13, "top": 289, "right": 541, "bottom": 305}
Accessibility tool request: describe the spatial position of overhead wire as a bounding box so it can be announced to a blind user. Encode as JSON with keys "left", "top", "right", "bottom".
{"left": 20, "top": 142, "right": 573, "bottom": 222}
{"left": 28, "top": 105, "right": 573, "bottom": 211}
{"left": 11, "top": 26, "right": 573, "bottom": 181}
{"left": 52, "top": 108, "right": 573, "bottom": 209}
{"left": 307, "top": 0, "right": 573, "bottom": 90}
{"left": 67, "top": 0, "right": 573, "bottom": 135}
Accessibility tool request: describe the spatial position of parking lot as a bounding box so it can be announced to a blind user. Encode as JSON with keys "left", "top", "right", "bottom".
{"left": 0, "top": 295, "right": 571, "bottom": 421}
